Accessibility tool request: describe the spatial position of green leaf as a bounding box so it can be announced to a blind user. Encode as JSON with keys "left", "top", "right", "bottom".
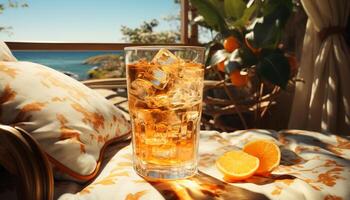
{"left": 233, "top": 1, "right": 259, "bottom": 27}
{"left": 262, "top": 0, "right": 293, "bottom": 27}
{"left": 204, "top": 41, "right": 221, "bottom": 66}
{"left": 253, "top": 17, "right": 281, "bottom": 48}
{"left": 209, "top": 0, "right": 226, "bottom": 18}
{"left": 263, "top": 0, "right": 293, "bottom": 16}
{"left": 208, "top": 0, "right": 221, "bottom": 7}
{"left": 262, "top": 0, "right": 280, "bottom": 16}
{"left": 190, "top": 0, "right": 227, "bottom": 32}
{"left": 247, "top": 0, "right": 293, "bottom": 48}
{"left": 224, "top": 0, "right": 246, "bottom": 20}
{"left": 244, "top": 31, "right": 259, "bottom": 49}
{"left": 191, "top": 15, "right": 214, "bottom": 29}
{"left": 239, "top": 46, "right": 258, "bottom": 67}
{"left": 209, "top": 50, "right": 229, "bottom": 66}
{"left": 257, "top": 49, "right": 290, "bottom": 88}
{"left": 222, "top": 29, "right": 243, "bottom": 41}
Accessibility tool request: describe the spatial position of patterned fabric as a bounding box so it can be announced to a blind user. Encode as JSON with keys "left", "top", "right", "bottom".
{"left": 58, "top": 129, "right": 350, "bottom": 200}
{"left": 0, "top": 61, "right": 131, "bottom": 181}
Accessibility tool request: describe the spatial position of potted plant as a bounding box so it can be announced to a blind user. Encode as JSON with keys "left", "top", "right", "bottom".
{"left": 190, "top": 0, "right": 298, "bottom": 131}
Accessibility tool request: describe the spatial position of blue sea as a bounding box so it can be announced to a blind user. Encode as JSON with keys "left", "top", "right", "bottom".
{"left": 13, "top": 50, "right": 122, "bottom": 80}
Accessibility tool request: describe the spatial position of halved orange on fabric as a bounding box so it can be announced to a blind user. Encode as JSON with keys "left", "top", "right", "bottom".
{"left": 243, "top": 139, "right": 281, "bottom": 175}
{"left": 216, "top": 150, "right": 259, "bottom": 181}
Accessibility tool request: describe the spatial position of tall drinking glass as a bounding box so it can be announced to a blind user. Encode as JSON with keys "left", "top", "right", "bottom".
{"left": 125, "top": 46, "right": 205, "bottom": 180}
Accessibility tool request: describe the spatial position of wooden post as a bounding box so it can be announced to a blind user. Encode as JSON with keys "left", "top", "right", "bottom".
{"left": 181, "top": 0, "right": 189, "bottom": 44}
{"left": 189, "top": 5, "right": 199, "bottom": 44}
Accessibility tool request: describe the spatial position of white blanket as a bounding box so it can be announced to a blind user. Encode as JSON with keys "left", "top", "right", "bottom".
{"left": 58, "top": 129, "right": 350, "bottom": 200}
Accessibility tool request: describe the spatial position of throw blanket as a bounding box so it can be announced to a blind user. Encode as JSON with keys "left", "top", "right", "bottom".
{"left": 59, "top": 129, "right": 350, "bottom": 200}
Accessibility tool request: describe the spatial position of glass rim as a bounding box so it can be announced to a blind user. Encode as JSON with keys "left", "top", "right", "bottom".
{"left": 124, "top": 45, "right": 205, "bottom": 51}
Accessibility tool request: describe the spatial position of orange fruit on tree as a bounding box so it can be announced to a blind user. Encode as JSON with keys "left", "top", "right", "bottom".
{"left": 224, "top": 36, "right": 239, "bottom": 53}
{"left": 243, "top": 140, "right": 281, "bottom": 175}
{"left": 216, "top": 150, "right": 259, "bottom": 181}
{"left": 229, "top": 70, "right": 249, "bottom": 87}
{"left": 217, "top": 60, "right": 225, "bottom": 72}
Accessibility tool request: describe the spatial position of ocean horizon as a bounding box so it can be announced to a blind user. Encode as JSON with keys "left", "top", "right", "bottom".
{"left": 13, "top": 50, "right": 122, "bottom": 80}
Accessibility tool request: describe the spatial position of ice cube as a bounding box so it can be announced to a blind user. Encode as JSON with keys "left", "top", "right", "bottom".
{"left": 178, "top": 64, "right": 204, "bottom": 82}
{"left": 152, "top": 48, "right": 180, "bottom": 66}
{"left": 143, "top": 67, "right": 169, "bottom": 90}
{"left": 182, "top": 61, "right": 203, "bottom": 68}
{"left": 136, "top": 108, "right": 152, "bottom": 123}
{"left": 152, "top": 144, "right": 177, "bottom": 159}
{"left": 168, "top": 88, "right": 187, "bottom": 109}
{"left": 128, "top": 58, "right": 149, "bottom": 68}
{"left": 153, "top": 48, "right": 183, "bottom": 78}
{"left": 129, "top": 78, "right": 155, "bottom": 100}
{"left": 167, "top": 84, "right": 202, "bottom": 109}
{"left": 144, "top": 94, "right": 169, "bottom": 108}
{"left": 161, "top": 64, "right": 180, "bottom": 78}
{"left": 145, "top": 138, "right": 167, "bottom": 146}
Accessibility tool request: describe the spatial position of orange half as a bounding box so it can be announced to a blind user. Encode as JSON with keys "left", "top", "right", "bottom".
{"left": 243, "top": 139, "right": 281, "bottom": 175}
{"left": 216, "top": 150, "right": 259, "bottom": 181}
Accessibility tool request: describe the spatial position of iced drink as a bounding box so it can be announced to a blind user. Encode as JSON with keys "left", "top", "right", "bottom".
{"left": 125, "top": 47, "right": 205, "bottom": 179}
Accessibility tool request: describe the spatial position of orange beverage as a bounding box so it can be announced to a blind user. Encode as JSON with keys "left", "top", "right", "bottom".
{"left": 125, "top": 47, "right": 205, "bottom": 179}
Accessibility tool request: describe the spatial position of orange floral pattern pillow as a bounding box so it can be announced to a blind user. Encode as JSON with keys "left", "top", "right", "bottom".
{"left": 0, "top": 61, "right": 131, "bottom": 181}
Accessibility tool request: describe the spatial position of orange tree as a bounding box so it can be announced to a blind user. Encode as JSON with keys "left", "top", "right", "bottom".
{"left": 190, "top": 0, "right": 298, "bottom": 130}
{"left": 191, "top": 0, "right": 296, "bottom": 88}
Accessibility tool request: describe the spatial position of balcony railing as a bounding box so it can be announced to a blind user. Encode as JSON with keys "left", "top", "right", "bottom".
{"left": 5, "top": 42, "right": 198, "bottom": 51}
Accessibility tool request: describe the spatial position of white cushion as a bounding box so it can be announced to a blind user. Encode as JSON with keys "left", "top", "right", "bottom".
{"left": 0, "top": 61, "right": 131, "bottom": 181}
{"left": 0, "top": 41, "right": 17, "bottom": 62}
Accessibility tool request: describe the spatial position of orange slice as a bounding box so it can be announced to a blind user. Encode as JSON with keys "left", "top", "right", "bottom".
{"left": 243, "top": 139, "right": 281, "bottom": 175}
{"left": 216, "top": 150, "right": 259, "bottom": 181}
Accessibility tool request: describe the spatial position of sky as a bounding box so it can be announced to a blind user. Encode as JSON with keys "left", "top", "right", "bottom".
{"left": 0, "top": 0, "right": 180, "bottom": 42}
